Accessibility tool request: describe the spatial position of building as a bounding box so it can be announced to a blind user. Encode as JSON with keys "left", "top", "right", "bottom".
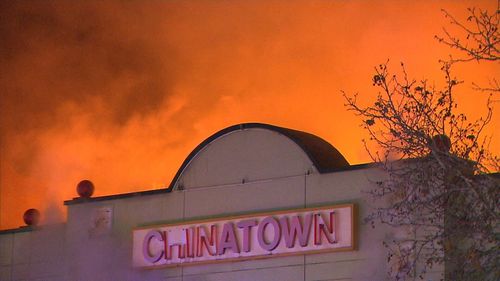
{"left": 0, "top": 123, "right": 442, "bottom": 281}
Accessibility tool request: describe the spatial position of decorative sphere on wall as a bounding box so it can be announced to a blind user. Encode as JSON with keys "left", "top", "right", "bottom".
{"left": 23, "top": 208, "right": 40, "bottom": 226}
{"left": 77, "top": 180, "right": 95, "bottom": 198}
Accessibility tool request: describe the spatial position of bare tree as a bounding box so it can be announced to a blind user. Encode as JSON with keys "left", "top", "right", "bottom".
{"left": 344, "top": 62, "right": 499, "bottom": 280}
{"left": 343, "top": 60, "right": 499, "bottom": 280}
{"left": 436, "top": 2, "right": 499, "bottom": 93}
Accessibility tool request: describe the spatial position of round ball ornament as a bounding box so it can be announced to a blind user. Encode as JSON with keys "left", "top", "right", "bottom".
{"left": 23, "top": 208, "right": 40, "bottom": 226}
{"left": 77, "top": 180, "right": 95, "bottom": 198}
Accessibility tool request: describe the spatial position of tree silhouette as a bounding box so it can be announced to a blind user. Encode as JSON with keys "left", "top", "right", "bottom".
{"left": 436, "top": 3, "right": 499, "bottom": 93}
{"left": 343, "top": 4, "right": 499, "bottom": 280}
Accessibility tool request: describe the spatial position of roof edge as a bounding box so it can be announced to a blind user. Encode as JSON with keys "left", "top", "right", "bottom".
{"left": 63, "top": 188, "right": 171, "bottom": 205}
{"left": 62, "top": 162, "right": 373, "bottom": 206}
{"left": 0, "top": 225, "right": 34, "bottom": 235}
{"left": 63, "top": 123, "right": 353, "bottom": 205}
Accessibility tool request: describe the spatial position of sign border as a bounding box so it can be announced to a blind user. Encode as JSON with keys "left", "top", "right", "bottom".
{"left": 132, "top": 203, "right": 357, "bottom": 269}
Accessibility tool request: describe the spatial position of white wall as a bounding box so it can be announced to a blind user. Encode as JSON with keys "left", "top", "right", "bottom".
{"left": 0, "top": 168, "right": 395, "bottom": 281}
{"left": 0, "top": 127, "right": 440, "bottom": 281}
{"left": 178, "top": 128, "right": 315, "bottom": 189}
{"left": 0, "top": 224, "right": 66, "bottom": 281}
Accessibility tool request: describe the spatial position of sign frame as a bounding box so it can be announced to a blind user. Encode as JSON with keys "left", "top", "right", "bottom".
{"left": 132, "top": 203, "right": 357, "bottom": 269}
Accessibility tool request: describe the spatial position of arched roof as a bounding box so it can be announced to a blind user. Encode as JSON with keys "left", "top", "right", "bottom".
{"left": 168, "top": 123, "right": 349, "bottom": 190}
{"left": 64, "top": 122, "right": 354, "bottom": 205}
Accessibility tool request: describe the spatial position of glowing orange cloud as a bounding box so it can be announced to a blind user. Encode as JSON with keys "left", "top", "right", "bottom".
{"left": 0, "top": 0, "right": 497, "bottom": 229}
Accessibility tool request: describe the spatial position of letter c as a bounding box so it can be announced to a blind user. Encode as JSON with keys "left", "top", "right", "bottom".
{"left": 142, "top": 230, "right": 164, "bottom": 263}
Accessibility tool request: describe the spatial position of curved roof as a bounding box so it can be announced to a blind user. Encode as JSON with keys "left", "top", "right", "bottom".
{"left": 64, "top": 123, "right": 355, "bottom": 205}
{"left": 167, "top": 123, "right": 350, "bottom": 190}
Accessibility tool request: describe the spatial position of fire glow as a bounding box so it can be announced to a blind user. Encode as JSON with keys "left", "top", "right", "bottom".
{"left": 133, "top": 204, "right": 355, "bottom": 268}
{"left": 2, "top": 1, "right": 495, "bottom": 231}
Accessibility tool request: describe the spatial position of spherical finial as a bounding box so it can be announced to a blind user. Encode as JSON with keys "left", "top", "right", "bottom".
{"left": 77, "top": 180, "right": 95, "bottom": 198}
{"left": 430, "top": 134, "right": 451, "bottom": 152}
{"left": 23, "top": 208, "right": 40, "bottom": 226}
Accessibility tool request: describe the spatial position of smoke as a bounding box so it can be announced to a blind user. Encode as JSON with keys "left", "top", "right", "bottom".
{"left": 0, "top": 2, "right": 200, "bottom": 146}
{"left": 0, "top": 1, "right": 199, "bottom": 228}
{"left": 0, "top": 1, "right": 496, "bottom": 229}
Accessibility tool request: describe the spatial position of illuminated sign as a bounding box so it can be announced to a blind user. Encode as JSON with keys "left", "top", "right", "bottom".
{"left": 133, "top": 204, "right": 355, "bottom": 268}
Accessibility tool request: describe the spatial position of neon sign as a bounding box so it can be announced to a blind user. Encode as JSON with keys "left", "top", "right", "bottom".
{"left": 133, "top": 204, "right": 355, "bottom": 268}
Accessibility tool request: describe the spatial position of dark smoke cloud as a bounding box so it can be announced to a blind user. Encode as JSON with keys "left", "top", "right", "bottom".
{"left": 1, "top": 2, "right": 176, "bottom": 134}
{"left": 0, "top": 1, "right": 207, "bottom": 227}
{"left": 0, "top": 1, "right": 210, "bottom": 184}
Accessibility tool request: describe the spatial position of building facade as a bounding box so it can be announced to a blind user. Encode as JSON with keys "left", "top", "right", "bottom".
{"left": 0, "top": 123, "right": 442, "bottom": 281}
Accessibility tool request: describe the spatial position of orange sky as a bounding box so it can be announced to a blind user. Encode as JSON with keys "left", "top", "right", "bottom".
{"left": 0, "top": 0, "right": 498, "bottom": 229}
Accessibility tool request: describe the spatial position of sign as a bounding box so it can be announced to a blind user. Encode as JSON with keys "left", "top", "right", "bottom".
{"left": 133, "top": 204, "right": 355, "bottom": 268}
{"left": 89, "top": 207, "right": 112, "bottom": 237}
